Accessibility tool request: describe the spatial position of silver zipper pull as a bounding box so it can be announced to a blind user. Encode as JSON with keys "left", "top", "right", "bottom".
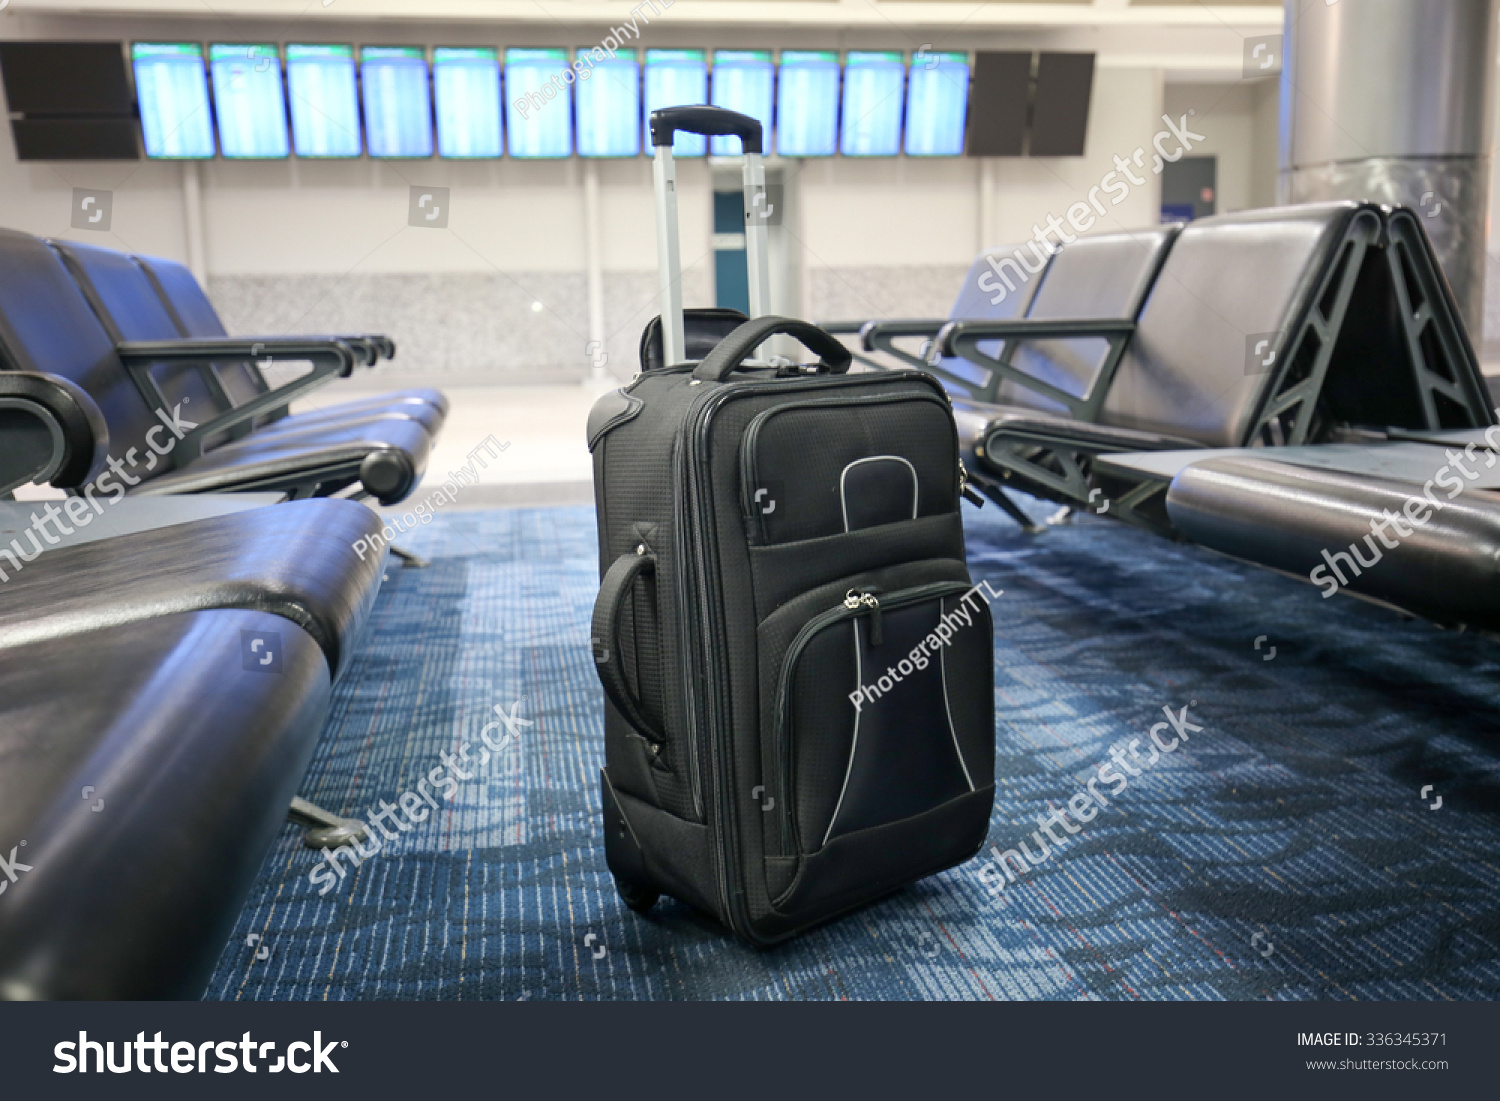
{"left": 844, "top": 589, "right": 863, "bottom": 610}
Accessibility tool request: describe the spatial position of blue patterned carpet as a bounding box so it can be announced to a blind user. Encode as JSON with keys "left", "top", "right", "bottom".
{"left": 205, "top": 498, "right": 1500, "bottom": 1001}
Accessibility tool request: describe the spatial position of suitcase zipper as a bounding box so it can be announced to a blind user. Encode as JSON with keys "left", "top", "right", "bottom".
{"left": 770, "top": 579, "right": 972, "bottom": 863}
{"left": 684, "top": 370, "right": 944, "bottom": 939}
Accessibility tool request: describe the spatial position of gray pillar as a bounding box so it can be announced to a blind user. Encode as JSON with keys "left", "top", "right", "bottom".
{"left": 1280, "top": 0, "right": 1498, "bottom": 337}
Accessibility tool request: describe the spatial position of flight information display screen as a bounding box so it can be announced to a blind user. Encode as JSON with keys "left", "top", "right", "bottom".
{"left": 361, "top": 46, "right": 433, "bottom": 158}
{"left": 709, "top": 49, "right": 773, "bottom": 156}
{"left": 905, "top": 51, "right": 969, "bottom": 156}
{"left": 643, "top": 49, "right": 707, "bottom": 157}
{"left": 209, "top": 44, "right": 289, "bottom": 159}
{"left": 575, "top": 47, "right": 640, "bottom": 158}
{"left": 841, "top": 50, "right": 905, "bottom": 157}
{"left": 132, "top": 43, "right": 215, "bottom": 159}
{"left": 505, "top": 48, "right": 572, "bottom": 158}
{"left": 286, "top": 44, "right": 361, "bottom": 157}
{"left": 433, "top": 46, "right": 502, "bottom": 158}
{"left": 775, "top": 50, "right": 839, "bottom": 157}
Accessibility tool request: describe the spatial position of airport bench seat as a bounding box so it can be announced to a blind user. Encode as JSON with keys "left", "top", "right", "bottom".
{"left": 0, "top": 228, "right": 434, "bottom": 505}
{"left": 940, "top": 203, "right": 1491, "bottom": 532}
{"left": 52, "top": 237, "right": 446, "bottom": 446}
{"left": 0, "top": 608, "right": 331, "bottom": 999}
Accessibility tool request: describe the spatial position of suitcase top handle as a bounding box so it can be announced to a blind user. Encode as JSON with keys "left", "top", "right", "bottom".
{"left": 650, "top": 105, "right": 763, "bottom": 156}
{"left": 694, "top": 316, "right": 853, "bottom": 383}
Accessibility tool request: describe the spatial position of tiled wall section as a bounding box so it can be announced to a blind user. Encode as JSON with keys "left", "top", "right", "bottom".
{"left": 208, "top": 265, "right": 969, "bottom": 379}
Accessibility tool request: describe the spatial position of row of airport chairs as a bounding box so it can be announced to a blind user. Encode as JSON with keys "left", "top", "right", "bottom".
{"left": 829, "top": 201, "right": 1500, "bottom": 633}
{"left": 0, "top": 236, "right": 439, "bottom": 997}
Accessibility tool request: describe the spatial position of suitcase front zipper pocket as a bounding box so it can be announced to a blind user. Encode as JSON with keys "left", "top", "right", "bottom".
{"left": 767, "top": 579, "right": 993, "bottom": 889}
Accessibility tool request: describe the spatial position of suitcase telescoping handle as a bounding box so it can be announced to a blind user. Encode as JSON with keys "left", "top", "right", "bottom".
{"left": 650, "top": 105, "right": 771, "bottom": 367}
{"left": 648, "top": 105, "right": 763, "bottom": 153}
{"left": 693, "top": 316, "right": 853, "bottom": 383}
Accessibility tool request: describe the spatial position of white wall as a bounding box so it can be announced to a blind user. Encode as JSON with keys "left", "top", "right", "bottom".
{"left": 1163, "top": 79, "right": 1279, "bottom": 215}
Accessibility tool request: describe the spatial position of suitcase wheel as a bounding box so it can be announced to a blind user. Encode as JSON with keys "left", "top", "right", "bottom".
{"left": 615, "top": 877, "right": 659, "bottom": 914}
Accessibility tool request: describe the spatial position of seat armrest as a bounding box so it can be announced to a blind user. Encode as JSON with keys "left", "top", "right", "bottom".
{"left": 816, "top": 320, "right": 866, "bottom": 335}
{"left": 0, "top": 372, "right": 109, "bottom": 494}
{"left": 116, "top": 338, "right": 360, "bottom": 463}
{"left": 937, "top": 316, "right": 1135, "bottom": 358}
{"left": 857, "top": 318, "right": 948, "bottom": 353}
{"left": 226, "top": 334, "right": 395, "bottom": 367}
{"left": 118, "top": 337, "right": 361, "bottom": 376}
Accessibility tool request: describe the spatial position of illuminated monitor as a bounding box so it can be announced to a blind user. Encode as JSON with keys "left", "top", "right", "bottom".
{"left": 575, "top": 47, "right": 640, "bottom": 158}
{"left": 361, "top": 46, "right": 433, "bottom": 158}
{"left": 131, "top": 43, "right": 215, "bottom": 159}
{"left": 643, "top": 49, "right": 707, "bottom": 158}
{"left": 504, "top": 48, "right": 572, "bottom": 158}
{"left": 286, "top": 44, "right": 361, "bottom": 157}
{"left": 775, "top": 50, "right": 839, "bottom": 157}
{"left": 433, "top": 47, "right": 502, "bottom": 158}
{"left": 709, "top": 49, "right": 773, "bottom": 156}
{"left": 209, "top": 44, "right": 290, "bottom": 159}
{"left": 904, "top": 51, "right": 969, "bottom": 156}
{"left": 841, "top": 50, "right": 904, "bottom": 157}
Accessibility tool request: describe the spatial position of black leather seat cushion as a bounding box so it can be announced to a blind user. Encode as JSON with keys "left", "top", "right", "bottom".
{"left": 0, "top": 609, "right": 330, "bottom": 999}
{"left": 1166, "top": 452, "right": 1500, "bottom": 630}
{"left": 1001, "top": 226, "right": 1178, "bottom": 414}
{"left": 1099, "top": 202, "right": 1365, "bottom": 446}
{"left": 0, "top": 498, "right": 385, "bottom": 678}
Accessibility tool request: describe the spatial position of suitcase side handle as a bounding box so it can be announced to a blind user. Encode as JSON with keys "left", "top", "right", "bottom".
{"left": 649, "top": 105, "right": 762, "bottom": 154}
{"left": 592, "top": 548, "right": 666, "bottom": 745}
{"left": 693, "top": 316, "right": 854, "bottom": 383}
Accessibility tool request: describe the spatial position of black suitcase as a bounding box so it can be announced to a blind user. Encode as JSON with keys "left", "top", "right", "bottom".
{"left": 588, "top": 106, "right": 996, "bottom": 944}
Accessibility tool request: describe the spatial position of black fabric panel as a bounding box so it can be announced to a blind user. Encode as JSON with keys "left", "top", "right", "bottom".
{"left": 610, "top": 781, "right": 722, "bottom": 923}
{"left": 842, "top": 456, "right": 919, "bottom": 531}
{"left": 821, "top": 599, "right": 975, "bottom": 841}
{"left": 940, "top": 592, "right": 998, "bottom": 788}
{"left": 745, "top": 393, "right": 957, "bottom": 544}
{"left": 767, "top": 787, "right": 994, "bottom": 933}
{"left": 789, "top": 621, "right": 859, "bottom": 849}
{"left": 749, "top": 512, "right": 966, "bottom": 619}
{"left": 755, "top": 558, "right": 975, "bottom": 863}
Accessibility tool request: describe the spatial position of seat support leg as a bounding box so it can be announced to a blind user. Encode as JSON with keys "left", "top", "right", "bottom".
{"left": 390, "top": 545, "right": 430, "bottom": 569}
{"left": 979, "top": 482, "right": 1046, "bottom": 534}
{"left": 288, "top": 796, "right": 369, "bottom": 850}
